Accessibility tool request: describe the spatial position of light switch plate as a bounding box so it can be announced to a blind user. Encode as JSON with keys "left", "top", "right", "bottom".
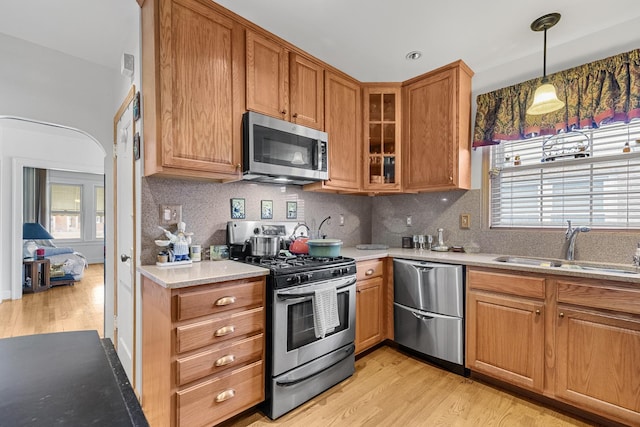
{"left": 460, "top": 214, "right": 471, "bottom": 229}
{"left": 160, "top": 204, "right": 182, "bottom": 225}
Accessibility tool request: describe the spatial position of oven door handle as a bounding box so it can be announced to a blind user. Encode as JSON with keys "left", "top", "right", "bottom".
{"left": 276, "top": 278, "right": 356, "bottom": 300}
{"left": 275, "top": 344, "right": 355, "bottom": 387}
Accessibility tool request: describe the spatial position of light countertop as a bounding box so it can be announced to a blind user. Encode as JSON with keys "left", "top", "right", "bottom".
{"left": 139, "top": 248, "right": 640, "bottom": 289}
{"left": 343, "top": 247, "right": 640, "bottom": 284}
{"left": 138, "top": 260, "right": 269, "bottom": 289}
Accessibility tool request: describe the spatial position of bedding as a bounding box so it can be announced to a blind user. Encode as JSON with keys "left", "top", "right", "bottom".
{"left": 36, "top": 242, "right": 88, "bottom": 281}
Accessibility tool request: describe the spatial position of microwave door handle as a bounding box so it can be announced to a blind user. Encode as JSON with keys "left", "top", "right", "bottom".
{"left": 313, "top": 139, "right": 322, "bottom": 171}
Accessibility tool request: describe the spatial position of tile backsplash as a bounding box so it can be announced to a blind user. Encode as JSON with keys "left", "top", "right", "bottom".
{"left": 140, "top": 177, "right": 372, "bottom": 264}
{"left": 141, "top": 178, "right": 640, "bottom": 266}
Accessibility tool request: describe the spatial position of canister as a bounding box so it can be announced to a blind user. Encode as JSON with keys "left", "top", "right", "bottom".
{"left": 189, "top": 244, "right": 202, "bottom": 262}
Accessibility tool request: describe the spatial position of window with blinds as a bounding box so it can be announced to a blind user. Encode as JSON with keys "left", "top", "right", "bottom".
{"left": 489, "top": 120, "right": 640, "bottom": 229}
{"left": 50, "top": 183, "right": 82, "bottom": 239}
{"left": 95, "top": 186, "right": 104, "bottom": 239}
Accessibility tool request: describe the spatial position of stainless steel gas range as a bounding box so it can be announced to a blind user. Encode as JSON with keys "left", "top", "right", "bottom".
{"left": 227, "top": 221, "right": 357, "bottom": 419}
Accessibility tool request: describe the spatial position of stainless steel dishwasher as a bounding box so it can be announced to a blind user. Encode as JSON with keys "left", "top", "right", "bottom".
{"left": 393, "top": 258, "right": 466, "bottom": 375}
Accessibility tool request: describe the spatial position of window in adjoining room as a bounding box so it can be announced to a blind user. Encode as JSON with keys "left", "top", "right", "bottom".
{"left": 95, "top": 186, "right": 104, "bottom": 239}
{"left": 50, "top": 183, "right": 82, "bottom": 239}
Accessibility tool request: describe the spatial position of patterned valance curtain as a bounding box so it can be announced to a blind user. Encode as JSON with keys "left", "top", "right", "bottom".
{"left": 473, "top": 48, "right": 640, "bottom": 147}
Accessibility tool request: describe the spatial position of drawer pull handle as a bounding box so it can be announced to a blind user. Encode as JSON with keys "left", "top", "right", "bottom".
{"left": 215, "top": 296, "right": 236, "bottom": 306}
{"left": 214, "top": 354, "right": 235, "bottom": 367}
{"left": 214, "top": 326, "right": 235, "bottom": 337}
{"left": 215, "top": 389, "right": 236, "bottom": 403}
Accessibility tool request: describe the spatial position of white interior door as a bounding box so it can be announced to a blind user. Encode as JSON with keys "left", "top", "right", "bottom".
{"left": 114, "top": 88, "right": 136, "bottom": 383}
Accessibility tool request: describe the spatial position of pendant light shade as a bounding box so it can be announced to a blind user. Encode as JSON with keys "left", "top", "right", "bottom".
{"left": 527, "top": 81, "right": 565, "bottom": 115}
{"left": 526, "top": 13, "right": 565, "bottom": 115}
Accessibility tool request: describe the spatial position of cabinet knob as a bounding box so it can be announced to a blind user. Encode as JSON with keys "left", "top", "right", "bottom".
{"left": 214, "top": 296, "right": 236, "bottom": 306}
{"left": 236, "top": 163, "right": 241, "bottom": 170}
{"left": 215, "top": 389, "right": 236, "bottom": 403}
{"left": 214, "top": 354, "right": 235, "bottom": 367}
{"left": 214, "top": 325, "right": 235, "bottom": 337}
{"left": 365, "top": 268, "right": 375, "bottom": 276}
{"left": 559, "top": 312, "right": 564, "bottom": 318}
{"left": 281, "top": 110, "right": 287, "bottom": 115}
{"left": 292, "top": 113, "right": 298, "bottom": 118}
{"left": 535, "top": 309, "right": 541, "bottom": 315}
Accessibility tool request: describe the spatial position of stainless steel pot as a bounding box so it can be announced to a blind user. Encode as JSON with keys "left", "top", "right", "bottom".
{"left": 249, "top": 235, "right": 281, "bottom": 256}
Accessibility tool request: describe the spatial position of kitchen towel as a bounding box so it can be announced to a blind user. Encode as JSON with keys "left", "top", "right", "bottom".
{"left": 312, "top": 286, "right": 340, "bottom": 339}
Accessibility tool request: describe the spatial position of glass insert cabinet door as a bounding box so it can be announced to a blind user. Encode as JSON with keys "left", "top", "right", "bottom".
{"left": 364, "top": 86, "right": 401, "bottom": 191}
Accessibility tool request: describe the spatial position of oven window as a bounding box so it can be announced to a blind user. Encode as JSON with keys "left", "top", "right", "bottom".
{"left": 286, "top": 291, "right": 349, "bottom": 351}
{"left": 254, "top": 124, "right": 322, "bottom": 171}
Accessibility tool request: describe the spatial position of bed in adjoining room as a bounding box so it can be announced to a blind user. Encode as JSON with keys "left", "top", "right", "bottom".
{"left": 39, "top": 243, "right": 88, "bottom": 281}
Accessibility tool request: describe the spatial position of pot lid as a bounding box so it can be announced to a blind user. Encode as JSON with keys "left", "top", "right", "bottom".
{"left": 307, "top": 239, "right": 343, "bottom": 246}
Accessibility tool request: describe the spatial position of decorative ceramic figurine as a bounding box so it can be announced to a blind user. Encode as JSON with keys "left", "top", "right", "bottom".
{"left": 158, "top": 221, "right": 193, "bottom": 262}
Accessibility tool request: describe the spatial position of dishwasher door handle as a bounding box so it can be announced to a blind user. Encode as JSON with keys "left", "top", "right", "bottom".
{"left": 411, "top": 312, "right": 434, "bottom": 321}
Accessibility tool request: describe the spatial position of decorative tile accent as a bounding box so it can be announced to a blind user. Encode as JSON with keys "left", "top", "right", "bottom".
{"left": 261, "top": 200, "right": 273, "bottom": 219}
{"left": 230, "top": 198, "right": 245, "bottom": 219}
{"left": 286, "top": 201, "right": 297, "bottom": 219}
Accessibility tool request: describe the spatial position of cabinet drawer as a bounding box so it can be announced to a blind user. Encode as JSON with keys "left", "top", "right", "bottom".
{"left": 357, "top": 259, "right": 384, "bottom": 281}
{"left": 468, "top": 268, "right": 545, "bottom": 299}
{"left": 176, "top": 279, "right": 264, "bottom": 321}
{"left": 177, "top": 361, "right": 264, "bottom": 427}
{"left": 557, "top": 280, "right": 640, "bottom": 315}
{"left": 176, "top": 334, "right": 263, "bottom": 386}
{"left": 176, "top": 307, "right": 263, "bottom": 353}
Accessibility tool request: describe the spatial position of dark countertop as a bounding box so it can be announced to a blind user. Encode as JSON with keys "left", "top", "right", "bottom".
{"left": 0, "top": 330, "right": 148, "bottom": 427}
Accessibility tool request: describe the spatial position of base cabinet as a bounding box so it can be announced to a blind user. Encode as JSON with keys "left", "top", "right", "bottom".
{"left": 467, "top": 268, "right": 640, "bottom": 426}
{"left": 141, "top": 276, "right": 266, "bottom": 427}
{"left": 466, "top": 291, "right": 545, "bottom": 392}
{"left": 355, "top": 259, "right": 385, "bottom": 354}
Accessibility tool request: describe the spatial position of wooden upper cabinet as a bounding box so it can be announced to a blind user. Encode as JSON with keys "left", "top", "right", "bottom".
{"left": 363, "top": 85, "right": 402, "bottom": 193}
{"left": 141, "top": 0, "right": 244, "bottom": 180}
{"left": 246, "top": 30, "right": 289, "bottom": 120}
{"left": 289, "top": 53, "right": 324, "bottom": 130}
{"left": 246, "top": 30, "right": 324, "bottom": 130}
{"left": 402, "top": 60, "right": 473, "bottom": 192}
{"left": 305, "top": 71, "right": 362, "bottom": 192}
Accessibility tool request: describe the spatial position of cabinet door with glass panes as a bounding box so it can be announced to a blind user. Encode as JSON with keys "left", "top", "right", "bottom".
{"left": 363, "top": 85, "right": 402, "bottom": 192}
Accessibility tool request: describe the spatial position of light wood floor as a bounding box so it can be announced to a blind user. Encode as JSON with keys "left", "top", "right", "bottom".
{"left": 0, "top": 263, "right": 104, "bottom": 339}
{"left": 221, "top": 346, "right": 598, "bottom": 427}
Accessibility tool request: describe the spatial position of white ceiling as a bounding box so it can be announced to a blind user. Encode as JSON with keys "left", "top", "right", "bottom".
{"left": 1, "top": 0, "right": 639, "bottom": 92}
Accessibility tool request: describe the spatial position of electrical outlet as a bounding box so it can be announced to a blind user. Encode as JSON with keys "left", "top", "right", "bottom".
{"left": 339, "top": 214, "right": 345, "bottom": 226}
{"left": 160, "top": 204, "right": 182, "bottom": 225}
{"left": 460, "top": 214, "right": 471, "bottom": 229}
{"left": 406, "top": 216, "right": 412, "bottom": 226}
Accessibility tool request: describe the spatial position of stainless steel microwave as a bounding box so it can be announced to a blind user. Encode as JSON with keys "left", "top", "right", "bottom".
{"left": 242, "top": 111, "right": 328, "bottom": 185}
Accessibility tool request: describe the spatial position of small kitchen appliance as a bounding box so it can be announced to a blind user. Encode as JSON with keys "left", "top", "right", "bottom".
{"left": 227, "top": 220, "right": 357, "bottom": 419}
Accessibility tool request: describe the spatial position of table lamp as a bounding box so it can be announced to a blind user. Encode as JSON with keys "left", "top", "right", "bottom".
{"left": 23, "top": 222, "right": 53, "bottom": 259}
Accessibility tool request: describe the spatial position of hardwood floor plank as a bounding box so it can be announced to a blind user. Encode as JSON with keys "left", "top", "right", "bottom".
{"left": 0, "top": 264, "right": 104, "bottom": 339}
{"left": 220, "top": 346, "right": 596, "bottom": 427}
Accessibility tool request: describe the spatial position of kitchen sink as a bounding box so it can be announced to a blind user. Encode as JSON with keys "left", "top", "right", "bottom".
{"left": 493, "top": 256, "right": 640, "bottom": 275}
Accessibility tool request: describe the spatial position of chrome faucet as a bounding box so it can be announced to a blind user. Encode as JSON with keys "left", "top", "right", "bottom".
{"left": 318, "top": 216, "right": 331, "bottom": 239}
{"left": 564, "top": 220, "right": 590, "bottom": 261}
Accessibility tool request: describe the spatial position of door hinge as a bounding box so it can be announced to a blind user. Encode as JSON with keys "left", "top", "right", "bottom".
{"left": 113, "top": 314, "right": 118, "bottom": 329}
{"left": 113, "top": 144, "right": 118, "bottom": 158}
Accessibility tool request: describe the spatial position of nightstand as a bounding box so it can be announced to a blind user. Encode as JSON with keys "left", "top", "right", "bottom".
{"left": 23, "top": 258, "right": 51, "bottom": 293}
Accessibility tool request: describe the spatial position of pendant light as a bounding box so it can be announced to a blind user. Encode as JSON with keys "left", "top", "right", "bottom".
{"left": 526, "top": 13, "right": 565, "bottom": 115}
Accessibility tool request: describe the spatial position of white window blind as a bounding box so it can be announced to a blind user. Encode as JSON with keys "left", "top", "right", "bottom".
{"left": 490, "top": 120, "right": 640, "bottom": 229}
